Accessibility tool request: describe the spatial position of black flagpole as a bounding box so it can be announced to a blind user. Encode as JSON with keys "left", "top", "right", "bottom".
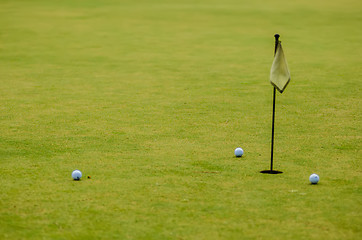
{"left": 271, "top": 86, "right": 276, "bottom": 171}
{"left": 261, "top": 34, "right": 283, "bottom": 174}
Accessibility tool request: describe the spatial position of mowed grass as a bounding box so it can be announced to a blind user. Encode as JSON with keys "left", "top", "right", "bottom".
{"left": 0, "top": 0, "right": 361, "bottom": 239}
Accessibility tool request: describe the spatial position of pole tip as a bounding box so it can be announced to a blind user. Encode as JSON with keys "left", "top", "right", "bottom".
{"left": 274, "top": 34, "right": 280, "bottom": 40}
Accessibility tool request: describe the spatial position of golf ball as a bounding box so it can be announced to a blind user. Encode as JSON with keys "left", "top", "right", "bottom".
{"left": 234, "top": 148, "right": 244, "bottom": 157}
{"left": 309, "top": 173, "right": 319, "bottom": 184}
{"left": 72, "top": 170, "right": 82, "bottom": 180}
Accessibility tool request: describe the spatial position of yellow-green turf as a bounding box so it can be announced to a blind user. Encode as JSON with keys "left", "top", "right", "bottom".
{"left": 0, "top": 0, "right": 361, "bottom": 239}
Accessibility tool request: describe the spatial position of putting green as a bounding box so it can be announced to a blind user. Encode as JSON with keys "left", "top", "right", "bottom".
{"left": 0, "top": 0, "right": 361, "bottom": 239}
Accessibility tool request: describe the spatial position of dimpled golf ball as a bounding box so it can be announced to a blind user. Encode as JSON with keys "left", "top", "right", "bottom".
{"left": 72, "top": 170, "right": 82, "bottom": 180}
{"left": 234, "top": 148, "right": 244, "bottom": 157}
{"left": 309, "top": 173, "right": 319, "bottom": 184}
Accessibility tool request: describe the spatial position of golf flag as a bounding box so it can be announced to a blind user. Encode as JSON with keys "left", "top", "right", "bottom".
{"left": 270, "top": 41, "right": 290, "bottom": 93}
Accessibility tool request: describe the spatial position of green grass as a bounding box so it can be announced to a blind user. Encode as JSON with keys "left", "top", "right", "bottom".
{"left": 0, "top": 0, "right": 361, "bottom": 239}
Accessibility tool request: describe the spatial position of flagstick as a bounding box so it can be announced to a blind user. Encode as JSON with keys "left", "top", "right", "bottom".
{"left": 270, "top": 34, "right": 279, "bottom": 172}
{"left": 261, "top": 34, "right": 283, "bottom": 174}
{"left": 271, "top": 86, "right": 276, "bottom": 171}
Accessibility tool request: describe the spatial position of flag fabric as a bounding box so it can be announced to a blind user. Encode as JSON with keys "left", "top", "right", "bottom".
{"left": 270, "top": 41, "right": 290, "bottom": 93}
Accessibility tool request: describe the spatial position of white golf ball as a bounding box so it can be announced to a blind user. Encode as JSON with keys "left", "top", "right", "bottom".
{"left": 234, "top": 148, "right": 244, "bottom": 157}
{"left": 309, "top": 173, "right": 319, "bottom": 184}
{"left": 72, "top": 170, "right": 82, "bottom": 180}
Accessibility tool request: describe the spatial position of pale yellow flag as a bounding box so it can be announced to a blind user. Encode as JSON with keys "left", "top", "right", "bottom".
{"left": 270, "top": 41, "right": 290, "bottom": 93}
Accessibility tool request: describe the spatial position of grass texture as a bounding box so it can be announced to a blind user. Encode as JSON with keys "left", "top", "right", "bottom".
{"left": 0, "top": 0, "right": 361, "bottom": 239}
